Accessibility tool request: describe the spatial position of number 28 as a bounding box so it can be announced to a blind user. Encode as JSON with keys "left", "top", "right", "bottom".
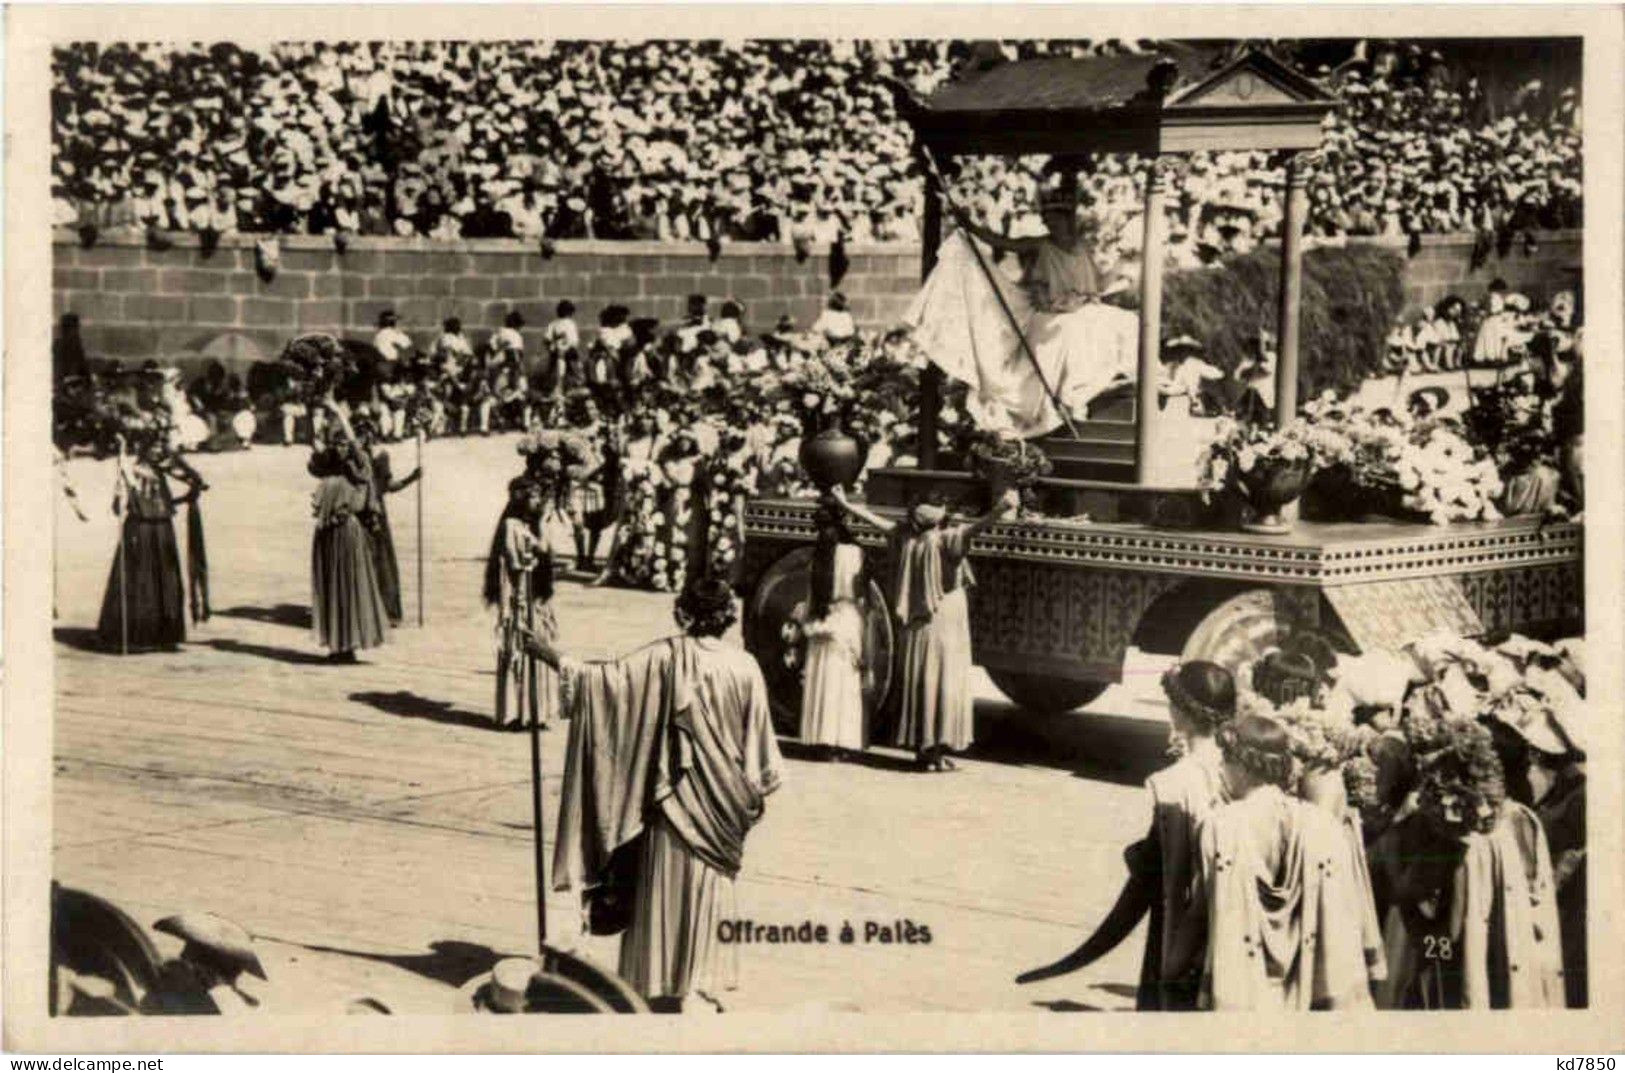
{"left": 1423, "top": 935, "right": 1455, "bottom": 960}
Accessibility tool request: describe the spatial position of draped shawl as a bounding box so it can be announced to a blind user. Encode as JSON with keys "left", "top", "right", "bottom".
{"left": 889, "top": 524, "right": 975, "bottom": 628}
{"left": 1195, "top": 787, "right": 1375, "bottom": 1010}
{"left": 553, "top": 637, "right": 783, "bottom": 891}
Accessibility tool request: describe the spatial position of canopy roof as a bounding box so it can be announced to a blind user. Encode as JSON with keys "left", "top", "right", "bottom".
{"left": 898, "top": 46, "right": 1338, "bottom": 157}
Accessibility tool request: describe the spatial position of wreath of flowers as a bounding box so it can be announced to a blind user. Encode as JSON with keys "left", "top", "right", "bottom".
{"left": 1406, "top": 715, "right": 1506, "bottom": 839}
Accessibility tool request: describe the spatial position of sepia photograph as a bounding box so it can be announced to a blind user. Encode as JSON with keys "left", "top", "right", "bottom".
{"left": 4, "top": 3, "right": 1621, "bottom": 1055}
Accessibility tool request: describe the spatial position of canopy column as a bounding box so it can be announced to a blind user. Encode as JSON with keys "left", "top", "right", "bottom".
{"left": 1134, "top": 157, "right": 1172, "bottom": 484}
{"left": 1274, "top": 152, "right": 1309, "bottom": 425}
{"left": 919, "top": 168, "right": 944, "bottom": 470}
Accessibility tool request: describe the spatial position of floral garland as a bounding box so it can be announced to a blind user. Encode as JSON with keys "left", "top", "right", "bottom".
{"left": 1236, "top": 685, "right": 1374, "bottom": 796}
{"left": 612, "top": 456, "right": 666, "bottom": 589}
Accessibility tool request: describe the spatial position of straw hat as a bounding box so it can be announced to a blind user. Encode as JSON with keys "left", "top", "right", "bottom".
{"left": 153, "top": 913, "right": 266, "bottom": 981}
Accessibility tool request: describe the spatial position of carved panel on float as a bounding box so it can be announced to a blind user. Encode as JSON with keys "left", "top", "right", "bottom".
{"left": 968, "top": 558, "right": 1181, "bottom": 677}
{"left": 1455, "top": 563, "right": 1583, "bottom": 638}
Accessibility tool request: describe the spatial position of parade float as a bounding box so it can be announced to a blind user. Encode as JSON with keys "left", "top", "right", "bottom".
{"left": 737, "top": 47, "right": 1583, "bottom": 727}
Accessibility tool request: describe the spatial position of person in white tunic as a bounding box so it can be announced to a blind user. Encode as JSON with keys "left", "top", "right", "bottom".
{"left": 829, "top": 487, "right": 1016, "bottom": 771}
{"left": 798, "top": 504, "right": 870, "bottom": 759}
{"left": 903, "top": 182, "right": 1138, "bottom": 437}
{"left": 525, "top": 576, "right": 784, "bottom": 1011}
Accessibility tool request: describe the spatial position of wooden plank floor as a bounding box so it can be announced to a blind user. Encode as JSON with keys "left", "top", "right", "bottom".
{"left": 51, "top": 437, "right": 1176, "bottom": 1014}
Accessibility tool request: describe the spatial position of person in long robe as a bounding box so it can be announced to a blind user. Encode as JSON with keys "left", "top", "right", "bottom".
{"left": 903, "top": 184, "right": 1138, "bottom": 437}
{"left": 1175, "top": 714, "right": 1376, "bottom": 1011}
{"left": 308, "top": 402, "right": 391, "bottom": 663}
{"left": 96, "top": 437, "right": 202, "bottom": 652}
{"left": 483, "top": 476, "right": 560, "bottom": 730}
{"left": 525, "top": 576, "right": 784, "bottom": 1011}
{"left": 829, "top": 486, "right": 1015, "bottom": 771}
{"left": 354, "top": 414, "right": 420, "bottom": 627}
{"left": 1366, "top": 721, "right": 1564, "bottom": 1010}
{"left": 798, "top": 504, "right": 870, "bottom": 760}
{"left": 1015, "top": 659, "right": 1236, "bottom": 1008}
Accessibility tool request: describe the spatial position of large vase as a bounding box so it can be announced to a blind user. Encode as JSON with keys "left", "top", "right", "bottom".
{"left": 1236, "top": 459, "right": 1311, "bottom": 535}
{"left": 798, "top": 425, "right": 864, "bottom": 492}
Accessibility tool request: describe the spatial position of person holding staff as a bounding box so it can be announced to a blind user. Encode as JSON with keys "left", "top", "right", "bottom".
{"left": 523, "top": 576, "right": 784, "bottom": 1011}
{"left": 308, "top": 399, "right": 391, "bottom": 663}
{"left": 828, "top": 486, "right": 1016, "bottom": 772}
{"left": 904, "top": 170, "right": 1137, "bottom": 437}
{"left": 96, "top": 431, "right": 203, "bottom": 653}
{"left": 483, "top": 475, "right": 560, "bottom": 730}
{"left": 354, "top": 410, "right": 421, "bottom": 628}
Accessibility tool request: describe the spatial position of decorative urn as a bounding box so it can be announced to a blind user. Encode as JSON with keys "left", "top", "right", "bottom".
{"left": 798, "top": 426, "right": 864, "bottom": 492}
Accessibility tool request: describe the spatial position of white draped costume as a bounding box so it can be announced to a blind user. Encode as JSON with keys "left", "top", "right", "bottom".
{"left": 903, "top": 231, "right": 1140, "bottom": 438}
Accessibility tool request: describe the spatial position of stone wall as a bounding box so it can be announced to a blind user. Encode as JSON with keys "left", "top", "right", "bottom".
{"left": 51, "top": 228, "right": 1580, "bottom": 361}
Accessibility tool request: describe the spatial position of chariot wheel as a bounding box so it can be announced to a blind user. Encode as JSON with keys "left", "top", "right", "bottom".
{"left": 1179, "top": 588, "right": 1339, "bottom": 672}
{"left": 985, "top": 670, "right": 1108, "bottom": 715}
{"left": 744, "top": 546, "right": 894, "bottom": 737}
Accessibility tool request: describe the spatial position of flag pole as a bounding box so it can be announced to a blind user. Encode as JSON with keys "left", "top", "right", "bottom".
{"left": 415, "top": 429, "right": 425, "bottom": 627}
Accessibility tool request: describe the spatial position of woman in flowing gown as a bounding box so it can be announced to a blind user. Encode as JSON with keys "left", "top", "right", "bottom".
{"left": 798, "top": 504, "right": 869, "bottom": 760}
{"left": 483, "top": 476, "right": 560, "bottom": 730}
{"left": 308, "top": 401, "right": 390, "bottom": 663}
{"left": 355, "top": 412, "right": 420, "bottom": 627}
{"left": 903, "top": 185, "right": 1139, "bottom": 437}
{"left": 96, "top": 436, "right": 202, "bottom": 652}
{"left": 1177, "top": 714, "right": 1376, "bottom": 1010}
{"left": 1015, "top": 660, "right": 1237, "bottom": 1008}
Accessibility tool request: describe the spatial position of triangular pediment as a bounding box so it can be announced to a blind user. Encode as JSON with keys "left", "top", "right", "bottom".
{"left": 1166, "top": 50, "right": 1337, "bottom": 108}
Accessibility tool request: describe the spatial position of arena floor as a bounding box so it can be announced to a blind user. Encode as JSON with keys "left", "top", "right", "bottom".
{"left": 52, "top": 434, "right": 1187, "bottom": 1015}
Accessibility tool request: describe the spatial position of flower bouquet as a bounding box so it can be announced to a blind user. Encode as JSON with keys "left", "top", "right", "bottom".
{"left": 1199, "top": 416, "right": 1329, "bottom": 533}
{"left": 779, "top": 350, "right": 858, "bottom": 435}
{"left": 1297, "top": 399, "right": 1505, "bottom": 525}
{"left": 966, "top": 431, "right": 1052, "bottom": 515}
{"left": 278, "top": 333, "right": 351, "bottom": 405}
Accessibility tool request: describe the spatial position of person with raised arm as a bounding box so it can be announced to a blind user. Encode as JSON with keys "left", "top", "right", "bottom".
{"left": 828, "top": 485, "right": 1016, "bottom": 772}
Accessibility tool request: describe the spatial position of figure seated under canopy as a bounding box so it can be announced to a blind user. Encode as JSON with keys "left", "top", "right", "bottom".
{"left": 902, "top": 178, "right": 1140, "bottom": 439}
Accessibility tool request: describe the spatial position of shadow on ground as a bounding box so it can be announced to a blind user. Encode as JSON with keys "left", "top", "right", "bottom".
{"left": 970, "top": 706, "right": 1168, "bottom": 788}
{"left": 777, "top": 739, "right": 922, "bottom": 773}
{"left": 215, "top": 603, "right": 312, "bottom": 630}
{"left": 295, "top": 939, "right": 505, "bottom": 990}
{"left": 205, "top": 638, "right": 332, "bottom": 666}
{"left": 53, "top": 627, "right": 109, "bottom": 653}
{"left": 54, "top": 627, "right": 183, "bottom": 656}
{"left": 1031, "top": 999, "right": 1111, "bottom": 1012}
{"left": 349, "top": 690, "right": 501, "bottom": 732}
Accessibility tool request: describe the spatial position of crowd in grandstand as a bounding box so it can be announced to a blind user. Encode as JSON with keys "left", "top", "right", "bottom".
{"left": 53, "top": 38, "right": 1581, "bottom": 265}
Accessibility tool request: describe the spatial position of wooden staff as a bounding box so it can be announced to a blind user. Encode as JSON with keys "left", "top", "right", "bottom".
{"left": 115, "top": 437, "right": 129, "bottom": 656}
{"left": 415, "top": 428, "right": 425, "bottom": 627}
{"left": 526, "top": 570, "right": 548, "bottom": 953}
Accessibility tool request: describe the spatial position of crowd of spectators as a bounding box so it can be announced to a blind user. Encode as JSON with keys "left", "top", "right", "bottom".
{"left": 53, "top": 39, "right": 1581, "bottom": 263}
